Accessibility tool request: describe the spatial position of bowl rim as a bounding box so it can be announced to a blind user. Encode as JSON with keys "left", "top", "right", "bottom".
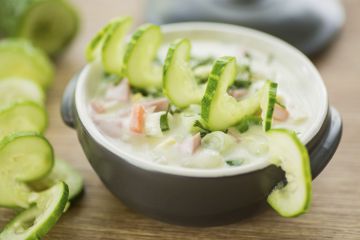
{"left": 75, "top": 22, "right": 329, "bottom": 178}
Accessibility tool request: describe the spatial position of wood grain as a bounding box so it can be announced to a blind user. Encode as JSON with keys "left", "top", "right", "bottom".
{"left": 1, "top": 0, "right": 360, "bottom": 239}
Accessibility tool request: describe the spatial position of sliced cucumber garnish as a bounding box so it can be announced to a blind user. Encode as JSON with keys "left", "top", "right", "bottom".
{"left": 0, "top": 101, "right": 47, "bottom": 140}
{"left": 123, "top": 24, "right": 163, "bottom": 89}
{"left": 201, "top": 56, "right": 263, "bottom": 131}
{"left": 0, "top": 182, "right": 69, "bottom": 240}
{"left": 0, "top": 78, "right": 45, "bottom": 106}
{"left": 0, "top": 39, "right": 54, "bottom": 89}
{"left": 266, "top": 129, "right": 312, "bottom": 217}
{"left": 29, "top": 158, "right": 84, "bottom": 200}
{"left": 0, "top": 132, "right": 54, "bottom": 208}
{"left": 86, "top": 16, "right": 133, "bottom": 76}
{"left": 261, "top": 80, "right": 278, "bottom": 131}
{"left": 163, "top": 38, "right": 206, "bottom": 108}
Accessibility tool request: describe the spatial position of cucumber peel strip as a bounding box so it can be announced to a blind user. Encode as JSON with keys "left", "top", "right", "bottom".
{"left": 0, "top": 182, "right": 69, "bottom": 240}
{"left": 266, "top": 129, "right": 312, "bottom": 217}
{"left": 0, "top": 132, "right": 54, "bottom": 208}
{"left": 123, "top": 23, "right": 163, "bottom": 89}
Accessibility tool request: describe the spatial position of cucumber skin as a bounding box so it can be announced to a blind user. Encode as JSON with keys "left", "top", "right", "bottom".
{"left": 266, "top": 129, "right": 312, "bottom": 217}
{"left": 201, "top": 56, "right": 236, "bottom": 125}
{"left": 0, "top": 182, "right": 69, "bottom": 240}
{"left": 0, "top": 0, "right": 79, "bottom": 56}
{"left": 263, "top": 81, "right": 278, "bottom": 131}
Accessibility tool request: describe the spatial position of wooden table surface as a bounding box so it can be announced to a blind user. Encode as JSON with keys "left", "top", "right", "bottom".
{"left": 1, "top": 0, "right": 360, "bottom": 239}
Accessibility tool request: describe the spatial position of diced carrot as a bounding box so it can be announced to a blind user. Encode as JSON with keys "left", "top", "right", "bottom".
{"left": 130, "top": 104, "right": 145, "bottom": 133}
{"left": 273, "top": 104, "right": 289, "bottom": 121}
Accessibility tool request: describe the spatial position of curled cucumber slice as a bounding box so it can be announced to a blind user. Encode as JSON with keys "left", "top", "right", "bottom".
{"left": 163, "top": 38, "right": 206, "bottom": 108}
{"left": 86, "top": 16, "right": 133, "bottom": 76}
{"left": 0, "top": 132, "right": 54, "bottom": 208}
{"left": 123, "top": 24, "right": 163, "bottom": 89}
{"left": 201, "top": 56, "right": 262, "bottom": 131}
{"left": 0, "top": 78, "right": 45, "bottom": 106}
{"left": 0, "top": 39, "right": 54, "bottom": 89}
{"left": 266, "top": 129, "right": 312, "bottom": 217}
{"left": 0, "top": 101, "right": 47, "bottom": 140}
{"left": 29, "top": 158, "right": 84, "bottom": 201}
{"left": 0, "top": 182, "right": 69, "bottom": 240}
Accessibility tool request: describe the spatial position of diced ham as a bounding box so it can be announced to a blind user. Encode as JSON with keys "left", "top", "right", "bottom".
{"left": 142, "top": 98, "right": 169, "bottom": 112}
{"left": 90, "top": 100, "right": 106, "bottom": 113}
{"left": 229, "top": 89, "right": 248, "bottom": 100}
{"left": 273, "top": 104, "right": 289, "bottom": 121}
{"left": 105, "top": 79, "right": 130, "bottom": 102}
{"left": 179, "top": 133, "right": 201, "bottom": 155}
{"left": 129, "top": 104, "right": 146, "bottom": 134}
{"left": 95, "top": 117, "right": 124, "bottom": 138}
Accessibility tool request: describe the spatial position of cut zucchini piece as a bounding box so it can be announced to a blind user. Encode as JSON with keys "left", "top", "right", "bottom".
{"left": 163, "top": 39, "right": 206, "bottom": 108}
{"left": 29, "top": 158, "right": 84, "bottom": 201}
{"left": 0, "top": 0, "right": 79, "bottom": 56}
{"left": 0, "top": 101, "right": 47, "bottom": 140}
{"left": 261, "top": 80, "right": 278, "bottom": 131}
{"left": 0, "top": 132, "right": 54, "bottom": 208}
{"left": 0, "top": 78, "right": 45, "bottom": 106}
{"left": 123, "top": 24, "right": 162, "bottom": 89}
{"left": 0, "top": 39, "right": 54, "bottom": 89}
{"left": 201, "top": 56, "right": 263, "bottom": 131}
{"left": 86, "top": 16, "right": 133, "bottom": 76}
{"left": 266, "top": 129, "right": 312, "bottom": 217}
{"left": 0, "top": 182, "right": 69, "bottom": 240}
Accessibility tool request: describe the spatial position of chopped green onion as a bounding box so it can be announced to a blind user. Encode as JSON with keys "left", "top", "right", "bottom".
{"left": 160, "top": 113, "right": 170, "bottom": 132}
{"left": 226, "top": 159, "right": 244, "bottom": 166}
{"left": 235, "top": 115, "right": 262, "bottom": 133}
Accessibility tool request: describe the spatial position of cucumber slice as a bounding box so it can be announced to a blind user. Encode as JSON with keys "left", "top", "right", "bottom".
{"left": 201, "top": 56, "right": 263, "bottom": 131}
{"left": 163, "top": 39, "right": 206, "bottom": 108}
{"left": 0, "top": 39, "right": 54, "bottom": 89}
{"left": 29, "top": 158, "right": 84, "bottom": 201}
{"left": 123, "top": 24, "right": 163, "bottom": 89}
{"left": 0, "top": 101, "right": 47, "bottom": 140}
{"left": 0, "top": 0, "right": 79, "bottom": 56}
{"left": 0, "top": 78, "right": 45, "bottom": 106}
{"left": 261, "top": 80, "right": 278, "bottom": 131}
{"left": 86, "top": 16, "right": 133, "bottom": 76}
{"left": 0, "top": 132, "right": 54, "bottom": 208}
{"left": 0, "top": 182, "right": 69, "bottom": 240}
{"left": 266, "top": 129, "right": 312, "bottom": 217}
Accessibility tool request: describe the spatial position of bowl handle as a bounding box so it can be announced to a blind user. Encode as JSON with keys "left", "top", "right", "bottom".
{"left": 61, "top": 74, "right": 79, "bottom": 129}
{"left": 310, "top": 107, "right": 342, "bottom": 179}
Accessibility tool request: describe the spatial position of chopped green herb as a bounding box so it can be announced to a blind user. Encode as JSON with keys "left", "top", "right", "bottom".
{"left": 244, "top": 51, "right": 252, "bottom": 61}
{"left": 193, "top": 120, "right": 211, "bottom": 138}
{"left": 235, "top": 115, "right": 262, "bottom": 133}
{"left": 226, "top": 159, "right": 244, "bottom": 166}
{"left": 160, "top": 105, "right": 171, "bottom": 132}
{"left": 232, "top": 79, "right": 252, "bottom": 89}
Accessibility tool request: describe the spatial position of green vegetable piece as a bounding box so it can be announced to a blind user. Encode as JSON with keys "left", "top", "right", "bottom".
{"left": 0, "top": 182, "right": 69, "bottom": 240}
{"left": 0, "top": 39, "right": 54, "bottom": 89}
{"left": 0, "top": 132, "right": 54, "bottom": 208}
{"left": 267, "top": 129, "right": 312, "bottom": 217}
{"left": 0, "top": 101, "right": 47, "bottom": 140}
{"left": 0, "top": 0, "right": 79, "bottom": 56}
{"left": 123, "top": 24, "right": 163, "bottom": 89}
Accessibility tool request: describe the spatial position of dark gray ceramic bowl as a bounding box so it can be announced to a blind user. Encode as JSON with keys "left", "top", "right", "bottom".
{"left": 61, "top": 23, "right": 342, "bottom": 226}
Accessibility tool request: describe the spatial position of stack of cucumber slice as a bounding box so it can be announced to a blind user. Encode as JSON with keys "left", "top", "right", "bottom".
{"left": 0, "top": 39, "right": 83, "bottom": 239}
{"left": 87, "top": 17, "right": 312, "bottom": 218}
